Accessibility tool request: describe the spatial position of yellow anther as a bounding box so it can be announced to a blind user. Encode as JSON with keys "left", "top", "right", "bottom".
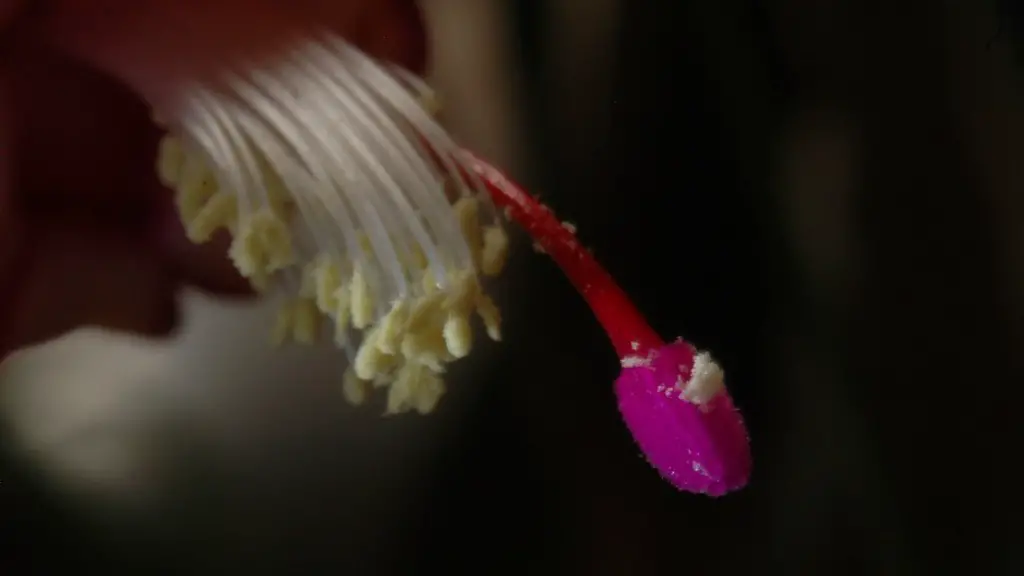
{"left": 481, "top": 225, "right": 509, "bottom": 276}
{"left": 186, "top": 192, "right": 238, "bottom": 243}
{"left": 270, "top": 304, "right": 293, "bottom": 347}
{"left": 442, "top": 312, "right": 473, "bottom": 358}
{"left": 342, "top": 368, "right": 370, "bottom": 406}
{"left": 349, "top": 267, "right": 375, "bottom": 329}
{"left": 387, "top": 363, "right": 445, "bottom": 415}
{"left": 270, "top": 298, "right": 321, "bottom": 346}
{"left": 228, "top": 208, "right": 295, "bottom": 281}
{"left": 175, "top": 158, "right": 219, "bottom": 223}
{"left": 453, "top": 197, "right": 483, "bottom": 267}
{"left": 354, "top": 328, "right": 399, "bottom": 381}
{"left": 156, "top": 135, "right": 186, "bottom": 187}
{"left": 376, "top": 300, "right": 411, "bottom": 355}
{"left": 475, "top": 294, "right": 502, "bottom": 341}
{"left": 309, "top": 255, "right": 345, "bottom": 313}
{"left": 291, "top": 298, "right": 321, "bottom": 344}
{"left": 400, "top": 330, "right": 450, "bottom": 372}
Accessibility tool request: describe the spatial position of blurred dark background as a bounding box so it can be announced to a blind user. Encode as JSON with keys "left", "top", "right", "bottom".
{"left": 3, "top": 0, "right": 1024, "bottom": 573}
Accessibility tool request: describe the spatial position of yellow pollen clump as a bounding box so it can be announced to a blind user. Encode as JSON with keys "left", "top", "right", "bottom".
{"left": 271, "top": 297, "right": 321, "bottom": 346}
{"left": 156, "top": 100, "right": 509, "bottom": 415}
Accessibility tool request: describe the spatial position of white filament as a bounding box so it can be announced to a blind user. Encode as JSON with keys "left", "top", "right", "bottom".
{"left": 172, "top": 32, "right": 502, "bottom": 318}
{"left": 224, "top": 72, "right": 368, "bottom": 273}
{"left": 243, "top": 65, "right": 403, "bottom": 304}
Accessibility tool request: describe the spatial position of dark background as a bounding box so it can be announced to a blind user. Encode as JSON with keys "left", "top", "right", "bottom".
{"left": 4, "top": 0, "right": 1024, "bottom": 573}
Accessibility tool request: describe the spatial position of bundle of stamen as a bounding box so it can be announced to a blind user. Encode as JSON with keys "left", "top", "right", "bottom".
{"left": 154, "top": 35, "right": 509, "bottom": 416}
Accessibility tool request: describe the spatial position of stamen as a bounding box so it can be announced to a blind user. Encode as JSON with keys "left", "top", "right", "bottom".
{"left": 156, "top": 34, "right": 508, "bottom": 419}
